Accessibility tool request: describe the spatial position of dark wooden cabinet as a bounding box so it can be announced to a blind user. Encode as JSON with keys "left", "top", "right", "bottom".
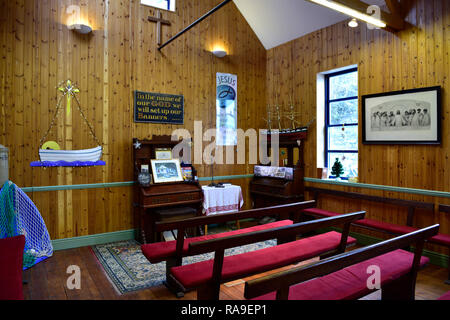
{"left": 133, "top": 136, "right": 203, "bottom": 244}
{"left": 250, "top": 130, "right": 307, "bottom": 208}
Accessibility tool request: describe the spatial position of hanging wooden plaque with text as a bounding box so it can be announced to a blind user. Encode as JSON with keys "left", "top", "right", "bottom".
{"left": 134, "top": 91, "right": 184, "bottom": 124}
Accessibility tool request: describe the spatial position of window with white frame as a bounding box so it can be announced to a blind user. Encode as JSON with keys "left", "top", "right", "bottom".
{"left": 141, "top": 0, "right": 175, "bottom": 12}
{"left": 324, "top": 68, "right": 358, "bottom": 178}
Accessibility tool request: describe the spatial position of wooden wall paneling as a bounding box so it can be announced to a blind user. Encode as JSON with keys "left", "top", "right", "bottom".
{"left": 89, "top": 0, "right": 104, "bottom": 236}
{"left": 268, "top": 0, "right": 450, "bottom": 254}
{"left": 3, "top": 0, "right": 13, "bottom": 165}
{"left": 430, "top": 0, "right": 443, "bottom": 193}
{"left": 0, "top": 1, "right": 5, "bottom": 146}
{"left": 110, "top": 0, "right": 121, "bottom": 232}
{"left": 13, "top": 0, "right": 25, "bottom": 187}
{"left": 102, "top": 0, "right": 111, "bottom": 236}
{"left": 0, "top": 0, "right": 267, "bottom": 239}
{"left": 36, "top": 0, "right": 49, "bottom": 233}
{"left": 66, "top": 0, "right": 75, "bottom": 239}
{"left": 82, "top": 1, "right": 93, "bottom": 236}
{"left": 43, "top": 0, "right": 56, "bottom": 237}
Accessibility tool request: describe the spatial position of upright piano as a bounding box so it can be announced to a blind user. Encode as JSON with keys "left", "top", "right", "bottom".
{"left": 250, "top": 129, "right": 307, "bottom": 208}
{"left": 133, "top": 136, "right": 203, "bottom": 244}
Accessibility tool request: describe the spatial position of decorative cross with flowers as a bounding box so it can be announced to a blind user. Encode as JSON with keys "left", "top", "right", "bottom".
{"left": 57, "top": 80, "right": 80, "bottom": 117}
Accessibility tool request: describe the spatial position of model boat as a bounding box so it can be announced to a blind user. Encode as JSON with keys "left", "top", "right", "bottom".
{"left": 31, "top": 80, "right": 105, "bottom": 167}
{"left": 39, "top": 146, "right": 102, "bottom": 162}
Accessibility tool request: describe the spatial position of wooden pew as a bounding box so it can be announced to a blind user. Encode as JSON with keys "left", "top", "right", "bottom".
{"left": 244, "top": 224, "right": 439, "bottom": 300}
{"left": 438, "top": 204, "right": 450, "bottom": 284}
{"left": 141, "top": 201, "right": 316, "bottom": 296}
{"left": 306, "top": 186, "right": 434, "bottom": 230}
{"left": 304, "top": 186, "right": 450, "bottom": 283}
{"left": 167, "top": 211, "right": 365, "bottom": 299}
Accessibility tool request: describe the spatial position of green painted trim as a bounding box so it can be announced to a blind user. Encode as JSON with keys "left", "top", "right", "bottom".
{"left": 305, "top": 177, "right": 450, "bottom": 198}
{"left": 21, "top": 174, "right": 254, "bottom": 193}
{"left": 51, "top": 229, "right": 136, "bottom": 251}
{"left": 198, "top": 174, "right": 254, "bottom": 182}
{"left": 19, "top": 174, "right": 450, "bottom": 198}
{"left": 22, "top": 181, "right": 136, "bottom": 193}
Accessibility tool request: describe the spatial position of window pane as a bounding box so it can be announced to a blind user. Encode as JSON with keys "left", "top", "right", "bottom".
{"left": 329, "top": 71, "right": 358, "bottom": 100}
{"left": 327, "top": 152, "right": 358, "bottom": 177}
{"left": 329, "top": 99, "right": 358, "bottom": 125}
{"left": 328, "top": 125, "right": 358, "bottom": 151}
{"left": 141, "top": 0, "right": 175, "bottom": 11}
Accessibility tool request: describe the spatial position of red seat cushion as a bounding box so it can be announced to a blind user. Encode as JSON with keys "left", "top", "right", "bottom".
{"left": 171, "top": 231, "right": 356, "bottom": 289}
{"left": 0, "top": 235, "right": 25, "bottom": 300}
{"left": 302, "top": 208, "right": 341, "bottom": 217}
{"left": 253, "top": 249, "right": 429, "bottom": 300}
{"left": 353, "top": 218, "right": 418, "bottom": 235}
{"left": 429, "top": 233, "right": 450, "bottom": 247}
{"left": 141, "top": 220, "right": 294, "bottom": 263}
{"left": 438, "top": 291, "right": 450, "bottom": 300}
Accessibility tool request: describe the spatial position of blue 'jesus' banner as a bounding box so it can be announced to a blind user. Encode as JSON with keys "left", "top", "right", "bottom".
{"left": 216, "top": 73, "right": 237, "bottom": 146}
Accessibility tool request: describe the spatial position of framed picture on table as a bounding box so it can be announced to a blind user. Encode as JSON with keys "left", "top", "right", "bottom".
{"left": 151, "top": 159, "right": 183, "bottom": 183}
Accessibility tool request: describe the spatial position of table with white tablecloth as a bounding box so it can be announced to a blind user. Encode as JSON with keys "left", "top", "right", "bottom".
{"left": 201, "top": 184, "right": 244, "bottom": 233}
{"left": 202, "top": 184, "right": 244, "bottom": 215}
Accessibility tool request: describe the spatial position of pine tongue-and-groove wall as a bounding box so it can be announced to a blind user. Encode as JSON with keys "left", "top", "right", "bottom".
{"left": 267, "top": 0, "right": 450, "bottom": 255}
{"left": 1, "top": 0, "right": 449, "bottom": 258}
{"left": 0, "top": 0, "right": 266, "bottom": 239}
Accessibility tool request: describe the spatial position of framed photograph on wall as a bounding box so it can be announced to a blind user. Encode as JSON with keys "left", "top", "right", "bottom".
{"left": 362, "top": 86, "right": 441, "bottom": 145}
{"left": 151, "top": 159, "right": 183, "bottom": 183}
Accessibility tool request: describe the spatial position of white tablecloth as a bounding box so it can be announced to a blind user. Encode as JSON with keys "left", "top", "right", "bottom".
{"left": 202, "top": 185, "right": 244, "bottom": 216}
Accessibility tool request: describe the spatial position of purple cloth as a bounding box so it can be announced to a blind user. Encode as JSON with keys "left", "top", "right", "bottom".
{"left": 30, "top": 161, "right": 106, "bottom": 167}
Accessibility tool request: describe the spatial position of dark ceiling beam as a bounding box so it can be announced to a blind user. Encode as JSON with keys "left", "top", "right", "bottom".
{"left": 385, "top": 0, "right": 405, "bottom": 18}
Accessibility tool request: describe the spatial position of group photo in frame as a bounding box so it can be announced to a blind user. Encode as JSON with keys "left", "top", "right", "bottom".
{"left": 362, "top": 86, "right": 441, "bottom": 145}
{"left": 151, "top": 159, "right": 184, "bottom": 183}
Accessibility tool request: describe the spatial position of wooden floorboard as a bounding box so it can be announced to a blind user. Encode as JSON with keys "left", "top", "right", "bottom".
{"left": 22, "top": 244, "right": 450, "bottom": 301}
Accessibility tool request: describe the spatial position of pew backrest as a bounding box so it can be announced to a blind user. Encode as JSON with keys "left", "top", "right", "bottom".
{"left": 183, "top": 211, "right": 365, "bottom": 299}
{"left": 244, "top": 224, "right": 439, "bottom": 300}
{"left": 155, "top": 200, "right": 316, "bottom": 233}
{"left": 306, "top": 186, "right": 434, "bottom": 226}
{"left": 154, "top": 200, "right": 316, "bottom": 261}
{"left": 439, "top": 204, "right": 450, "bottom": 214}
{"left": 188, "top": 211, "right": 366, "bottom": 256}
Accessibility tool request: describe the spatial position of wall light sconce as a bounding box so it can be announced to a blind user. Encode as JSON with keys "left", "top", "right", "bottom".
{"left": 68, "top": 23, "right": 92, "bottom": 35}
{"left": 348, "top": 18, "right": 358, "bottom": 28}
{"left": 66, "top": 5, "right": 92, "bottom": 35}
{"left": 212, "top": 49, "right": 227, "bottom": 58}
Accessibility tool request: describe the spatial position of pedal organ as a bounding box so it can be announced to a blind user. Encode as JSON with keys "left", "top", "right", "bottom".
{"left": 133, "top": 136, "right": 203, "bottom": 244}
{"left": 250, "top": 129, "right": 307, "bottom": 208}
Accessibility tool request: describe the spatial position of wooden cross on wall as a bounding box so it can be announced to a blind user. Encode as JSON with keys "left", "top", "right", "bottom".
{"left": 148, "top": 10, "right": 171, "bottom": 46}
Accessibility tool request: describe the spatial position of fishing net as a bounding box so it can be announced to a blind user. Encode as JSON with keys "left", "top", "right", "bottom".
{"left": 0, "top": 181, "right": 53, "bottom": 269}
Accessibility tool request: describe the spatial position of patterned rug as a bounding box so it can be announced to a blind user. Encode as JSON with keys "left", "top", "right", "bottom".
{"left": 91, "top": 238, "right": 277, "bottom": 295}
